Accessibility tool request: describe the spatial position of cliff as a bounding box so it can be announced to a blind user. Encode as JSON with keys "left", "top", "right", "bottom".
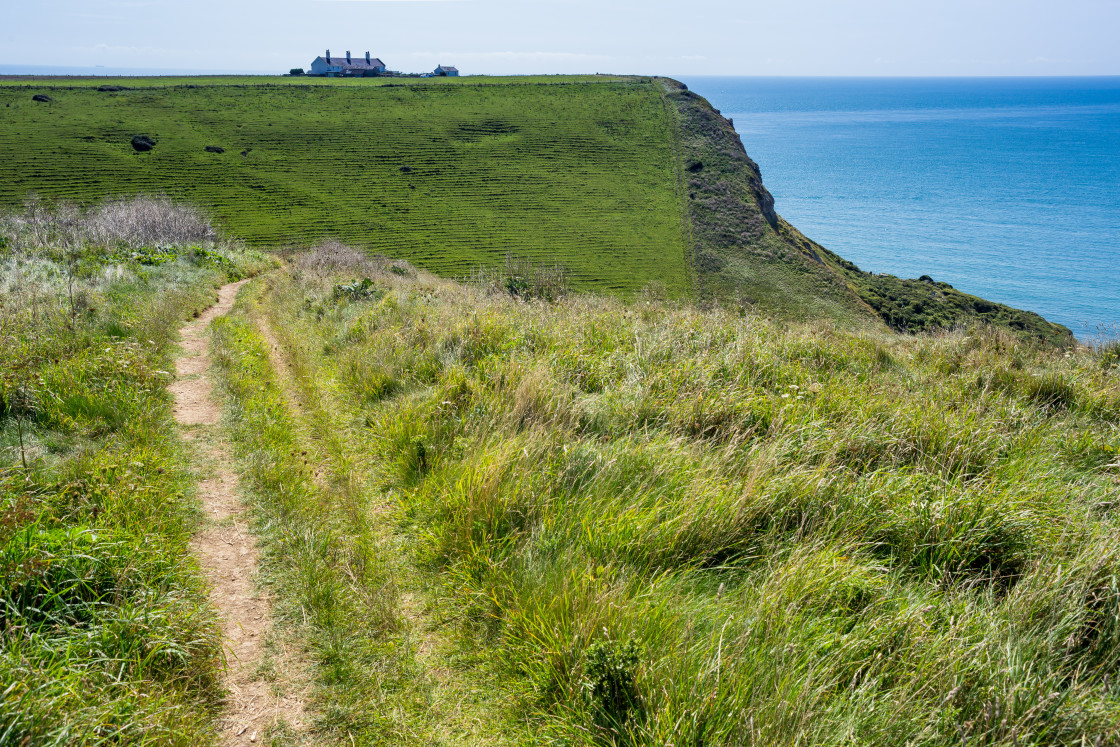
{"left": 659, "top": 77, "right": 1072, "bottom": 345}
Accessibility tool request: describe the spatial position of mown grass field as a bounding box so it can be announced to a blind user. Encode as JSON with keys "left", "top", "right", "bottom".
{"left": 211, "top": 245, "right": 1120, "bottom": 745}
{"left": 0, "top": 77, "right": 689, "bottom": 296}
{"left": 0, "top": 200, "right": 273, "bottom": 744}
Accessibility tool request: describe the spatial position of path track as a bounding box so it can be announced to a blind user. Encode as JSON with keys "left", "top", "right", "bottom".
{"left": 170, "top": 280, "right": 305, "bottom": 745}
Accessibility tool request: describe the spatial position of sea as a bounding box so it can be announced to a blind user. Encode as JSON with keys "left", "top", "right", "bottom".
{"left": 678, "top": 76, "right": 1120, "bottom": 341}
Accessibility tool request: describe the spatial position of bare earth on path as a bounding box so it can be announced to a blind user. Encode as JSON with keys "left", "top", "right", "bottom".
{"left": 171, "top": 280, "right": 306, "bottom": 745}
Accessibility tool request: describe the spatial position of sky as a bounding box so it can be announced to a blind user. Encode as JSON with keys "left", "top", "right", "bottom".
{"left": 3, "top": 0, "right": 1120, "bottom": 77}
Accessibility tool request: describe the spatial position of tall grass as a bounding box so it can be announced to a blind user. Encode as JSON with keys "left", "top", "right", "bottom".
{"left": 209, "top": 267, "right": 532, "bottom": 744}
{"left": 2, "top": 194, "right": 216, "bottom": 250}
{"left": 0, "top": 199, "right": 273, "bottom": 745}
{"left": 467, "top": 254, "right": 570, "bottom": 302}
{"left": 246, "top": 247, "right": 1119, "bottom": 745}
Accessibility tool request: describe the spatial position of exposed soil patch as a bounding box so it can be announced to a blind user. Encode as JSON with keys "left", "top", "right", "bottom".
{"left": 172, "top": 280, "right": 307, "bottom": 745}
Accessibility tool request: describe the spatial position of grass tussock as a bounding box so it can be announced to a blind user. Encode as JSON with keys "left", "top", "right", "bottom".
{"left": 0, "top": 199, "right": 274, "bottom": 745}
{"left": 467, "top": 254, "right": 571, "bottom": 302}
{"left": 238, "top": 244, "right": 1119, "bottom": 745}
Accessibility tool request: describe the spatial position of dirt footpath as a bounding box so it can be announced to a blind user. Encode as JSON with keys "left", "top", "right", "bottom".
{"left": 171, "top": 280, "right": 305, "bottom": 745}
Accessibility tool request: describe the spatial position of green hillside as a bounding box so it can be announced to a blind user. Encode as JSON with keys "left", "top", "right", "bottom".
{"left": 0, "top": 77, "right": 689, "bottom": 296}
{"left": 0, "top": 74, "right": 1071, "bottom": 341}
{"left": 210, "top": 250, "right": 1120, "bottom": 745}
{"left": 659, "top": 79, "right": 1072, "bottom": 343}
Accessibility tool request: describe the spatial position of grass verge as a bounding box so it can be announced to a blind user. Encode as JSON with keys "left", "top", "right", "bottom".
{"left": 210, "top": 264, "right": 528, "bottom": 745}
{"left": 0, "top": 199, "right": 274, "bottom": 744}
{"left": 242, "top": 245, "right": 1119, "bottom": 745}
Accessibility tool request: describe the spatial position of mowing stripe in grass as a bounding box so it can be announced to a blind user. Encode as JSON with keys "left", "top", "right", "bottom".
{"left": 0, "top": 79, "right": 689, "bottom": 299}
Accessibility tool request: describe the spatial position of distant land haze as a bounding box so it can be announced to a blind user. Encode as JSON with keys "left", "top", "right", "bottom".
{"left": 680, "top": 76, "right": 1120, "bottom": 340}
{"left": 0, "top": 65, "right": 272, "bottom": 76}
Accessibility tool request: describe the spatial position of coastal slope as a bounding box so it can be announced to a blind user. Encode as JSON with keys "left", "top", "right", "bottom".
{"left": 0, "top": 74, "right": 1072, "bottom": 342}
{"left": 660, "top": 77, "right": 1071, "bottom": 344}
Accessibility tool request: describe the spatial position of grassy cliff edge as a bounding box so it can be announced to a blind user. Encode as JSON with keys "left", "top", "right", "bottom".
{"left": 0, "top": 74, "right": 1073, "bottom": 344}
{"left": 659, "top": 77, "right": 1073, "bottom": 345}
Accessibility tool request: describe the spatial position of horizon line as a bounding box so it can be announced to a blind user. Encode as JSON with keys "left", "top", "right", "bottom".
{"left": 2, "top": 65, "right": 1120, "bottom": 79}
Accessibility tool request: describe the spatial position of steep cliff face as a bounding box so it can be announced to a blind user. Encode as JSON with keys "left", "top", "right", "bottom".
{"left": 659, "top": 78, "right": 1072, "bottom": 345}
{"left": 662, "top": 78, "right": 879, "bottom": 326}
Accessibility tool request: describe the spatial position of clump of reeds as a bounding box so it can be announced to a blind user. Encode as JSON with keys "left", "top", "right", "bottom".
{"left": 468, "top": 253, "right": 569, "bottom": 301}
{"left": 1, "top": 194, "right": 216, "bottom": 251}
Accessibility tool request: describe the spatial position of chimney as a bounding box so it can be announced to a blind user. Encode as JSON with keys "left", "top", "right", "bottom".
{"left": 365, "top": 51, "right": 371, "bottom": 64}
{"left": 346, "top": 50, "right": 351, "bottom": 64}
{"left": 326, "top": 49, "right": 330, "bottom": 63}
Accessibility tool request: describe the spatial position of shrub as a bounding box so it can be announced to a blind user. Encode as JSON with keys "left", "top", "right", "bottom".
{"left": 470, "top": 254, "right": 569, "bottom": 302}
{"left": 582, "top": 637, "right": 644, "bottom": 727}
{"left": 109, "top": 244, "right": 178, "bottom": 266}
{"left": 333, "top": 277, "right": 383, "bottom": 301}
{"left": 0, "top": 195, "right": 216, "bottom": 250}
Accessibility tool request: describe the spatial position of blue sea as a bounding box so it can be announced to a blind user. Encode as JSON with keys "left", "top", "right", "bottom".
{"left": 679, "top": 76, "right": 1120, "bottom": 340}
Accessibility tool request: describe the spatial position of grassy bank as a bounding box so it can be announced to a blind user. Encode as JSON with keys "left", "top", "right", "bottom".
{"left": 235, "top": 246, "right": 1119, "bottom": 745}
{"left": 0, "top": 75, "right": 1074, "bottom": 341}
{"left": 0, "top": 78, "right": 688, "bottom": 297}
{"left": 0, "top": 199, "right": 272, "bottom": 744}
{"left": 208, "top": 263, "right": 530, "bottom": 745}
{"left": 660, "top": 79, "right": 1072, "bottom": 343}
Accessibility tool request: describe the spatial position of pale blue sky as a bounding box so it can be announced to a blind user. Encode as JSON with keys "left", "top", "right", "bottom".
{"left": 4, "top": 0, "right": 1120, "bottom": 76}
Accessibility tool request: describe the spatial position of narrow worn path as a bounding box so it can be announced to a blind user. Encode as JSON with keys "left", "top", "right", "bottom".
{"left": 170, "top": 280, "right": 306, "bottom": 745}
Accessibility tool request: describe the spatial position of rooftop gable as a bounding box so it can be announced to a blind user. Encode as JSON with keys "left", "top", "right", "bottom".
{"left": 313, "top": 55, "right": 385, "bottom": 69}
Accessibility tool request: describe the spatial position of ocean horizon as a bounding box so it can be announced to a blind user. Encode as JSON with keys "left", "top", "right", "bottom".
{"left": 680, "top": 75, "right": 1120, "bottom": 341}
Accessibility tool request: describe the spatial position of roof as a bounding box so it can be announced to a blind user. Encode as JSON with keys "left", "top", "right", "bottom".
{"left": 313, "top": 56, "right": 385, "bottom": 69}
{"left": 436, "top": 65, "right": 458, "bottom": 72}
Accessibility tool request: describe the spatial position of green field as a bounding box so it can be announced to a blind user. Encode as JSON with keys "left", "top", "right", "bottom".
{"left": 0, "top": 77, "right": 689, "bottom": 295}
{"left": 0, "top": 74, "right": 1075, "bottom": 340}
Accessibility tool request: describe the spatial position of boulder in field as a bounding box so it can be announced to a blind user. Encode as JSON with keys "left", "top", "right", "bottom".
{"left": 32, "top": 94, "right": 52, "bottom": 103}
{"left": 205, "top": 145, "right": 225, "bottom": 153}
{"left": 131, "top": 135, "right": 157, "bottom": 152}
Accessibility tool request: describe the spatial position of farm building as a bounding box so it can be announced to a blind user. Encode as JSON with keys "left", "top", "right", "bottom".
{"left": 434, "top": 65, "right": 459, "bottom": 77}
{"left": 310, "top": 50, "right": 386, "bottom": 77}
